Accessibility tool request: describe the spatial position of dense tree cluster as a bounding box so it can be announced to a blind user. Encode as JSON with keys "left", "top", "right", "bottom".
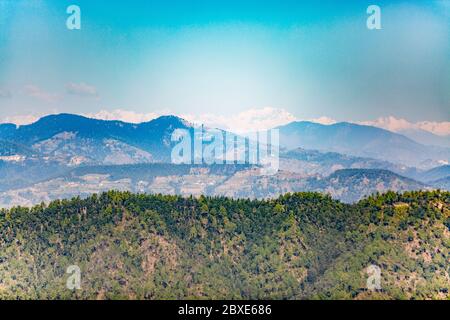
{"left": 0, "top": 190, "right": 448, "bottom": 300}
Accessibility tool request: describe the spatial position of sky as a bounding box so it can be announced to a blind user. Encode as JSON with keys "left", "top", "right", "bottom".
{"left": 0, "top": 0, "right": 449, "bottom": 134}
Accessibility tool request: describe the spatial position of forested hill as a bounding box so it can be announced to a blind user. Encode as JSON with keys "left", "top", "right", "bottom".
{"left": 0, "top": 190, "right": 448, "bottom": 300}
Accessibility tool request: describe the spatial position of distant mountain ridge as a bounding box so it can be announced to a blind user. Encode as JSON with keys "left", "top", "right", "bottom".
{"left": 313, "top": 169, "right": 427, "bottom": 203}
{"left": 0, "top": 164, "right": 430, "bottom": 207}
{"left": 0, "top": 113, "right": 191, "bottom": 163}
{"left": 417, "top": 165, "right": 450, "bottom": 183}
{"left": 430, "top": 176, "right": 450, "bottom": 190}
{"left": 280, "top": 148, "right": 420, "bottom": 178}
{"left": 1, "top": 113, "right": 449, "bottom": 169}
{"left": 0, "top": 113, "right": 448, "bottom": 207}
{"left": 398, "top": 128, "right": 450, "bottom": 148}
{"left": 0, "top": 113, "right": 189, "bottom": 142}
{"left": 277, "top": 121, "right": 450, "bottom": 168}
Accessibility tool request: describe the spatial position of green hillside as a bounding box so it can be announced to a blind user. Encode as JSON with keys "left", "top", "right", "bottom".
{"left": 0, "top": 190, "right": 448, "bottom": 300}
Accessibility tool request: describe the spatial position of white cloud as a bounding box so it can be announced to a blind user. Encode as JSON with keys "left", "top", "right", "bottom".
{"left": 360, "top": 116, "right": 412, "bottom": 132}
{"left": 85, "top": 109, "right": 160, "bottom": 123}
{"left": 361, "top": 116, "right": 450, "bottom": 136}
{"left": 309, "top": 116, "right": 337, "bottom": 125}
{"left": 23, "top": 85, "right": 59, "bottom": 103}
{"left": 66, "top": 82, "right": 98, "bottom": 97}
{"left": 1, "top": 114, "right": 40, "bottom": 125}
{"left": 182, "top": 107, "right": 298, "bottom": 133}
{"left": 416, "top": 121, "right": 450, "bottom": 136}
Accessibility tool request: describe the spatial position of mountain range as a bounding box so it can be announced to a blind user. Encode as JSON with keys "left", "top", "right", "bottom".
{"left": 398, "top": 128, "right": 450, "bottom": 149}
{"left": 0, "top": 164, "right": 430, "bottom": 206}
{"left": 0, "top": 114, "right": 190, "bottom": 164}
{"left": 0, "top": 113, "right": 449, "bottom": 207}
{"left": 277, "top": 121, "right": 450, "bottom": 168}
{"left": 1, "top": 113, "right": 449, "bottom": 168}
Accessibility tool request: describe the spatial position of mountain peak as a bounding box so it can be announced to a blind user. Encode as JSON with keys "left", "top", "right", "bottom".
{"left": 145, "top": 115, "right": 192, "bottom": 128}
{"left": 39, "top": 113, "right": 87, "bottom": 121}
{"left": 0, "top": 123, "right": 17, "bottom": 139}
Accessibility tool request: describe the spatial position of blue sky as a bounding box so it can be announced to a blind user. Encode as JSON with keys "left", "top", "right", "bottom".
{"left": 0, "top": 0, "right": 449, "bottom": 132}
